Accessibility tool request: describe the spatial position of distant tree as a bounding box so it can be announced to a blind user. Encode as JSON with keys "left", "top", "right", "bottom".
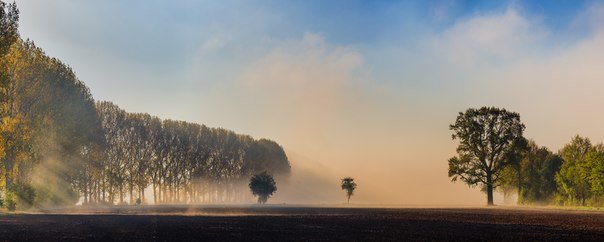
{"left": 517, "top": 142, "right": 562, "bottom": 205}
{"left": 448, "top": 107, "right": 525, "bottom": 206}
{"left": 583, "top": 144, "right": 604, "bottom": 206}
{"left": 589, "top": 147, "right": 604, "bottom": 199}
{"left": 497, "top": 137, "right": 529, "bottom": 202}
{"left": 249, "top": 171, "right": 277, "bottom": 204}
{"left": 341, "top": 177, "right": 357, "bottom": 204}
{"left": 556, "top": 136, "right": 594, "bottom": 206}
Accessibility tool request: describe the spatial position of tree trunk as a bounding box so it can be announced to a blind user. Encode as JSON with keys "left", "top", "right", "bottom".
{"left": 159, "top": 184, "right": 164, "bottom": 203}
{"left": 119, "top": 185, "right": 124, "bottom": 204}
{"left": 4, "top": 154, "right": 15, "bottom": 192}
{"left": 84, "top": 181, "right": 89, "bottom": 204}
{"left": 517, "top": 165, "right": 522, "bottom": 203}
{"left": 139, "top": 186, "right": 144, "bottom": 203}
{"left": 153, "top": 183, "right": 157, "bottom": 204}
{"left": 129, "top": 184, "right": 134, "bottom": 204}
{"left": 486, "top": 172, "right": 494, "bottom": 206}
{"left": 108, "top": 184, "right": 114, "bottom": 204}
{"left": 102, "top": 179, "right": 107, "bottom": 203}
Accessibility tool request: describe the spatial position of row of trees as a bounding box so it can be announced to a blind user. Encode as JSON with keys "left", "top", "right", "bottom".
{"left": 0, "top": 1, "right": 290, "bottom": 210}
{"left": 499, "top": 136, "right": 604, "bottom": 206}
{"left": 1, "top": 1, "right": 105, "bottom": 208}
{"left": 89, "top": 101, "right": 289, "bottom": 205}
{"left": 448, "top": 107, "right": 604, "bottom": 206}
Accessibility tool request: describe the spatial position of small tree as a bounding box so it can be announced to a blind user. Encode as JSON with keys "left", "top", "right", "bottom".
{"left": 249, "top": 171, "right": 277, "bottom": 204}
{"left": 341, "top": 177, "right": 357, "bottom": 204}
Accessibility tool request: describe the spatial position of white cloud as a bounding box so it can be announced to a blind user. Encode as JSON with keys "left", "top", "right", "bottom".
{"left": 434, "top": 8, "right": 548, "bottom": 66}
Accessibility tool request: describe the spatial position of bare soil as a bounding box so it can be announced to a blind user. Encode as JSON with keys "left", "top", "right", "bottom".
{"left": 0, "top": 205, "right": 603, "bottom": 241}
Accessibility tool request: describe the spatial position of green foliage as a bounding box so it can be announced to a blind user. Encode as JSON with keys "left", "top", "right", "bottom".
{"left": 340, "top": 177, "right": 357, "bottom": 204}
{"left": 0, "top": 1, "right": 23, "bottom": 211}
{"left": 11, "top": 182, "right": 35, "bottom": 209}
{"left": 515, "top": 142, "right": 562, "bottom": 205}
{"left": 5, "top": 190, "right": 16, "bottom": 211}
{"left": 507, "top": 136, "right": 604, "bottom": 207}
{"left": 243, "top": 139, "right": 291, "bottom": 175}
{"left": 556, "top": 136, "right": 594, "bottom": 206}
{"left": 0, "top": 38, "right": 103, "bottom": 208}
{"left": 32, "top": 176, "right": 80, "bottom": 207}
{"left": 591, "top": 152, "right": 604, "bottom": 197}
{"left": 497, "top": 138, "right": 529, "bottom": 198}
{"left": 448, "top": 107, "right": 525, "bottom": 205}
{"left": 249, "top": 171, "right": 277, "bottom": 204}
{"left": 0, "top": 1, "right": 18, "bottom": 56}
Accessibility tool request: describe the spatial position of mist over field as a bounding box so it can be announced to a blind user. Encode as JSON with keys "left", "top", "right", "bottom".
{"left": 0, "top": 0, "right": 602, "bottom": 207}
{"left": 4, "top": 1, "right": 604, "bottom": 241}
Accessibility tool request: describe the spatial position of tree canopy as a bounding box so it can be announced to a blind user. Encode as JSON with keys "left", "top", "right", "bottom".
{"left": 556, "top": 136, "right": 599, "bottom": 206}
{"left": 249, "top": 171, "right": 277, "bottom": 204}
{"left": 497, "top": 135, "right": 604, "bottom": 207}
{"left": 340, "top": 177, "right": 357, "bottom": 204}
{"left": 448, "top": 107, "right": 525, "bottom": 205}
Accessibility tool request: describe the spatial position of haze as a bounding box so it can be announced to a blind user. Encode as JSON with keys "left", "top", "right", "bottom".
{"left": 14, "top": 0, "right": 604, "bottom": 205}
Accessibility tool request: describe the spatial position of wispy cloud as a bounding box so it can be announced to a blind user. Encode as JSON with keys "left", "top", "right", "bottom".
{"left": 434, "top": 8, "right": 548, "bottom": 66}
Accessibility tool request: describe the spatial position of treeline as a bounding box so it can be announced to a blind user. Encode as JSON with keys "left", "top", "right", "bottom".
{"left": 448, "top": 107, "right": 604, "bottom": 207}
{"left": 499, "top": 136, "right": 604, "bottom": 206}
{"left": 90, "top": 101, "right": 289, "bottom": 205}
{"left": 0, "top": 2, "right": 289, "bottom": 210}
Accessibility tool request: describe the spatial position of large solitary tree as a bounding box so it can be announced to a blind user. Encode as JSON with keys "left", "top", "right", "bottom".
{"left": 448, "top": 107, "right": 525, "bottom": 205}
{"left": 249, "top": 171, "right": 277, "bottom": 204}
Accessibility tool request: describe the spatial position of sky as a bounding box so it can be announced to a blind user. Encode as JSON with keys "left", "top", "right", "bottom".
{"left": 13, "top": 0, "right": 604, "bottom": 205}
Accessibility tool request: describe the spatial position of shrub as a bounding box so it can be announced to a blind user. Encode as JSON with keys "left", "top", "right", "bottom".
{"left": 13, "top": 183, "right": 36, "bottom": 209}
{"left": 5, "top": 191, "right": 17, "bottom": 211}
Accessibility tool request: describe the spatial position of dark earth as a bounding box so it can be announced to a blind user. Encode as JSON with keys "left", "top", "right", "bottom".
{"left": 1, "top": 205, "right": 603, "bottom": 241}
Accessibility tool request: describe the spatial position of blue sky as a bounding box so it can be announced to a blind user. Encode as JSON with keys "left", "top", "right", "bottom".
{"left": 13, "top": 0, "right": 604, "bottom": 204}
{"left": 16, "top": 1, "right": 592, "bottom": 72}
